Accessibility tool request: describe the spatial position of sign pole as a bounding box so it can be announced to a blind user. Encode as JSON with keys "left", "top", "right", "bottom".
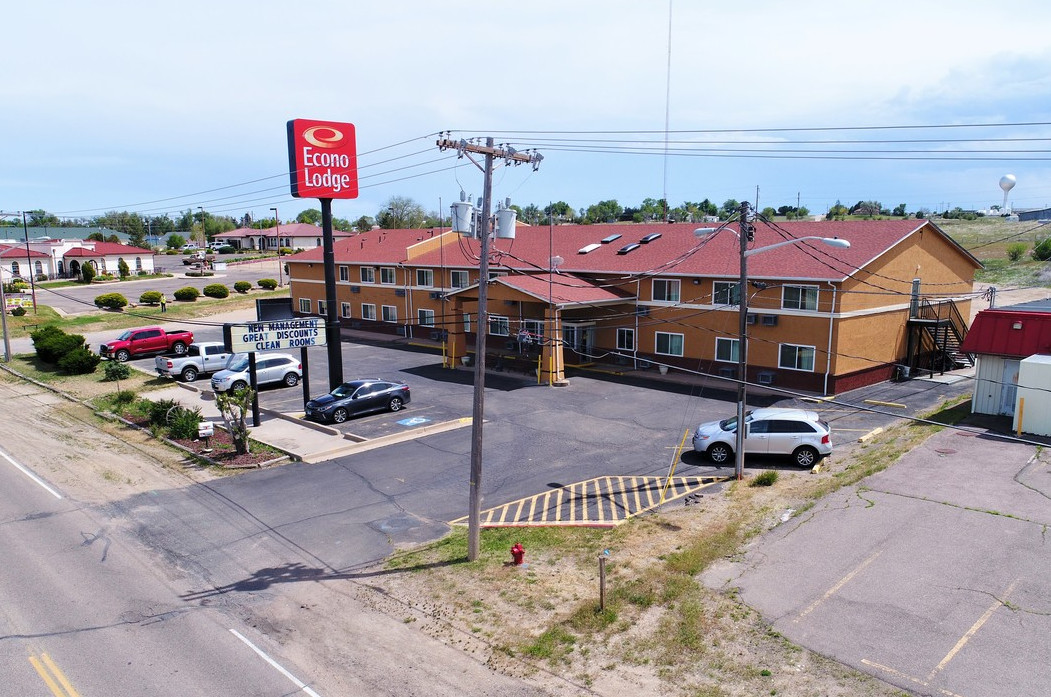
{"left": 321, "top": 198, "right": 343, "bottom": 389}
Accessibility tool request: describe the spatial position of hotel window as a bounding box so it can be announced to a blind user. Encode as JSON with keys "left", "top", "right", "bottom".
{"left": 451, "top": 270, "right": 469, "bottom": 288}
{"left": 382, "top": 305, "right": 397, "bottom": 322}
{"left": 523, "top": 319, "right": 544, "bottom": 340}
{"left": 380, "top": 267, "right": 396, "bottom": 284}
{"left": 418, "top": 309, "right": 435, "bottom": 327}
{"left": 715, "top": 337, "right": 739, "bottom": 362}
{"left": 652, "top": 278, "right": 680, "bottom": 303}
{"left": 341, "top": 302, "right": 351, "bottom": 318}
{"left": 489, "top": 315, "right": 510, "bottom": 336}
{"left": 317, "top": 300, "right": 327, "bottom": 315}
{"left": 782, "top": 285, "right": 819, "bottom": 311}
{"left": 713, "top": 281, "right": 740, "bottom": 306}
{"left": 339, "top": 265, "right": 349, "bottom": 282}
{"left": 779, "top": 344, "right": 816, "bottom": 371}
{"left": 416, "top": 269, "right": 433, "bottom": 287}
{"left": 298, "top": 298, "right": 311, "bottom": 313}
{"left": 655, "top": 332, "right": 684, "bottom": 357}
{"left": 617, "top": 328, "right": 635, "bottom": 351}
{"left": 360, "top": 267, "right": 375, "bottom": 283}
{"left": 463, "top": 313, "right": 471, "bottom": 333}
{"left": 362, "top": 303, "right": 376, "bottom": 320}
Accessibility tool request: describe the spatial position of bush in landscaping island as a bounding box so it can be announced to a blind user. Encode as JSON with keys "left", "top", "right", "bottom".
{"left": 203, "top": 283, "right": 229, "bottom": 299}
{"left": 58, "top": 346, "right": 102, "bottom": 375}
{"left": 94, "top": 292, "right": 128, "bottom": 310}
{"left": 257, "top": 278, "right": 278, "bottom": 290}
{"left": 103, "top": 360, "right": 132, "bottom": 381}
{"left": 217, "top": 245, "right": 236, "bottom": 255}
{"left": 173, "top": 286, "right": 200, "bottom": 301}
{"left": 233, "top": 280, "right": 252, "bottom": 294}
{"left": 31, "top": 326, "right": 88, "bottom": 364}
{"left": 81, "top": 264, "right": 95, "bottom": 284}
{"left": 139, "top": 290, "right": 162, "bottom": 305}
{"left": 118, "top": 258, "right": 131, "bottom": 279}
{"left": 11, "top": 306, "right": 27, "bottom": 317}
{"left": 167, "top": 405, "right": 204, "bottom": 440}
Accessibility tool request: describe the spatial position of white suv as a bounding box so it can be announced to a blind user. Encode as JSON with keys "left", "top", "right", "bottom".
{"left": 692, "top": 407, "right": 832, "bottom": 467}
{"left": 210, "top": 353, "right": 302, "bottom": 392}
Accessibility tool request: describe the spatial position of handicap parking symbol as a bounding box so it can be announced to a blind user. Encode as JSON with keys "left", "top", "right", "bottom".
{"left": 397, "top": 416, "right": 430, "bottom": 427}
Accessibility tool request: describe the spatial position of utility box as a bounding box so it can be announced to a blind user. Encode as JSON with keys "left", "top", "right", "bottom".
{"left": 1012, "top": 354, "right": 1051, "bottom": 435}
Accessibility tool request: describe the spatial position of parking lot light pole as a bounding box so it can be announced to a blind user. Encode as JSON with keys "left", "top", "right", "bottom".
{"left": 704, "top": 204, "right": 851, "bottom": 481}
{"left": 270, "top": 206, "right": 283, "bottom": 287}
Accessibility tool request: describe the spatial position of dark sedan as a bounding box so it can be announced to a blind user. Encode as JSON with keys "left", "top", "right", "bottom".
{"left": 305, "top": 379, "right": 411, "bottom": 424}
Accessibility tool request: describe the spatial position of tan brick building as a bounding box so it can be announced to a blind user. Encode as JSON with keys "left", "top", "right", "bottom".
{"left": 284, "top": 219, "right": 980, "bottom": 395}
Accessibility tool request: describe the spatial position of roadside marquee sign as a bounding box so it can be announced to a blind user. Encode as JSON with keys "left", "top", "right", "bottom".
{"left": 223, "top": 318, "right": 327, "bottom": 353}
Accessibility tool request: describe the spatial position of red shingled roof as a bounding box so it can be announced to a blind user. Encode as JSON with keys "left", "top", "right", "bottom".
{"left": 0, "top": 243, "right": 49, "bottom": 259}
{"left": 960, "top": 309, "right": 1051, "bottom": 358}
{"left": 287, "top": 220, "right": 977, "bottom": 282}
{"left": 63, "top": 242, "right": 153, "bottom": 257}
{"left": 453, "top": 273, "right": 634, "bottom": 307}
{"left": 214, "top": 224, "right": 357, "bottom": 239}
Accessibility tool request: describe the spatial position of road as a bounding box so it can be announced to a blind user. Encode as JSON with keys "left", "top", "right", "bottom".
{"left": 0, "top": 378, "right": 551, "bottom": 696}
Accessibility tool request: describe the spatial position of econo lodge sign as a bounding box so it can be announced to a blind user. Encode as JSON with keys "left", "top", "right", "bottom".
{"left": 286, "top": 119, "right": 358, "bottom": 199}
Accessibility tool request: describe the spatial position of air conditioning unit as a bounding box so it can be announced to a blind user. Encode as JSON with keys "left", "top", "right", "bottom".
{"left": 757, "top": 371, "right": 776, "bottom": 385}
{"left": 429, "top": 291, "right": 442, "bottom": 300}
{"left": 395, "top": 289, "right": 406, "bottom": 297}
{"left": 718, "top": 366, "right": 736, "bottom": 378}
{"left": 636, "top": 306, "right": 650, "bottom": 316}
{"left": 760, "top": 314, "right": 778, "bottom": 326}
{"left": 350, "top": 286, "right": 360, "bottom": 293}
{"left": 746, "top": 313, "right": 758, "bottom": 325}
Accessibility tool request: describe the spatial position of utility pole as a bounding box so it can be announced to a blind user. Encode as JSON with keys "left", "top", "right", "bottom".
{"left": 436, "top": 135, "right": 541, "bottom": 561}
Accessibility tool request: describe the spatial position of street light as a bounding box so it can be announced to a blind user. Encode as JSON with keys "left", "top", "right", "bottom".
{"left": 697, "top": 206, "right": 850, "bottom": 481}
{"left": 270, "top": 206, "right": 283, "bottom": 287}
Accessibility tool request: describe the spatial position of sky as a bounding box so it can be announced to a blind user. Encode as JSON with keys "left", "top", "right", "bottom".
{"left": 4, "top": 0, "right": 1051, "bottom": 228}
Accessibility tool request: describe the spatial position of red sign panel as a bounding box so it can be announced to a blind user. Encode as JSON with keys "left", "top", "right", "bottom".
{"left": 286, "top": 119, "right": 359, "bottom": 199}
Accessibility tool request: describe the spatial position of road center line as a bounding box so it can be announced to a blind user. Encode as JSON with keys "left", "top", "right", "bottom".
{"left": 1, "top": 446, "right": 62, "bottom": 499}
{"left": 29, "top": 653, "right": 81, "bottom": 697}
{"left": 229, "top": 628, "right": 322, "bottom": 697}
{"left": 927, "top": 579, "right": 1019, "bottom": 681}
{"left": 794, "top": 549, "right": 882, "bottom": 622}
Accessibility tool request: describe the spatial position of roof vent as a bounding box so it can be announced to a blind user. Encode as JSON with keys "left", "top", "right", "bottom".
{"left": 600, "top": 234, "right": 622, "bottom": 244}
{"left": 578, "top": 243, "right": 601, "bottom": 254}
{"left": 639, "top": 233, "right": 662, "bottom": 244}
{"left": 617, "top": 243, "right": 641, "bottom": 255}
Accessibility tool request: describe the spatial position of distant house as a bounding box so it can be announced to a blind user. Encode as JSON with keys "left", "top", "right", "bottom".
{"left": 61, "top": 241, "right": 156, "bottom": 278}
{"left": 0, "top": 243, "right": 54, "bottom": 280}
{"left": 213, "top": 223, "right": 357, "bottom": 252}
{"left": 960, "top": 300, "right": 1051, "bottom": 418}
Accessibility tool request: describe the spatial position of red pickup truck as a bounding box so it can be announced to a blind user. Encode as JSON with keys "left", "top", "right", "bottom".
{"left": 100, "top": 326, "right": 194, "bottom": 362}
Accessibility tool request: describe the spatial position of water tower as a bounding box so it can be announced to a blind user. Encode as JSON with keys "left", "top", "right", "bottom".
{"left": 999, "top": 174, "right": 1016, "bottom": 213}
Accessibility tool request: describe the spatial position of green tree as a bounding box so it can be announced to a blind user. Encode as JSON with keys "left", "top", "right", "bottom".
{"left": 297, "top": 208, "right": 323, "bottom": 225}
{"left": 86, "top": 232, "right": 105, "bottom": 242}
{"left": 850, "top": 200, "right": 882, "bottom": 217}
{"left": 166, "top": 233, "right": 186, "bottom": 250}
{"left": 544, "top": 201, "right": 574, "bottom": 222}
{"left": 719, "top": 199, "right": 740, "bottom": 220}
{"left": 353, "top": 215, "right": 374, "bottom": 232}
{"left": 81, "top": 263, "right": 95, "bottom": 283}
{"left": 215, "top": 387, "right": 255, "bottom": 455}
{"left": 585, "top": 200, "right": 623, "bottom": 223}
{"left": 377, "top": 196, "right": 426, "bottom": 228}
{"left": 117, "top": 258, "right": 130, "bottom": 279}
{"left": 27, "top": 210, "right": 61, "bottom": 227}
{"left": 892, "top": 203, "right": 908, "bottom": 217}
{"left": 1031, "top": 238, "right": 1051, "bottom": 261}
{"left": 760, "top": 207, "right": 778, "bottom": 219}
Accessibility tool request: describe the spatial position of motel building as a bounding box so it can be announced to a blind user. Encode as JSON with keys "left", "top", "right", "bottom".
{"left": 283, "top": 218, "right": 981, "bottom": 395}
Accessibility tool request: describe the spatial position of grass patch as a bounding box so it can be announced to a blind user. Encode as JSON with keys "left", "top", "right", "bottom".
{"left": 750, "top": 470, "right": 779, "bottom": 487}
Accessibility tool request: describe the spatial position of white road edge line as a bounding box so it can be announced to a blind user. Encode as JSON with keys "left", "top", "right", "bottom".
{"left": 229, "top": 628, "right": 321, "bottom": 697}
{"left": 0, "top": 446, "right": 62, "bottom": 499}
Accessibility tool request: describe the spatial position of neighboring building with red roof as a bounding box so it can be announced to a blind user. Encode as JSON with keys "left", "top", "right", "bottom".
{"left": 285, "top": 219, "right": 981, "bottom": 394}
{"left": 61, "top": 241, "right": 156, "bottom": 278}
{"left": 960, "top": 302, "right": 1051, "bottom": 418}
{"left": 213, "top": 223, "right": 357, "bottom": 252}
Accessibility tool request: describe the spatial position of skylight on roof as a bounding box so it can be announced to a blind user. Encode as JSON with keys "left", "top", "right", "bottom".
{"left": 601, "top": 234, "right": 622, "bottom": 244}
{"left": 639, "top": 233, "right": 662, "bottom": 243}
{"left": 617, "top": 243, "right": 641, "bottom": 255}
{"left": 578, "top": 243, "right": 601, "bottom": 254}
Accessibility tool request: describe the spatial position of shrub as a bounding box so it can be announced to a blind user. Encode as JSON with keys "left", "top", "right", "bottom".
{"left": 81, "top": 264, "right": 95, "bottom": 283}
{"left": 58, "top": 346, "right": 101, "bottom": 375}
{"left": 279, "top": 247, "right": 294, "bottom": 256}
{"left": 148, "top": 398, "right": 181, "bottom": 427}
{"left": 203, "top": 283, "right": 229, "bottom": 299}
{"left": 118, "top": 258, "right": 130, "bottom": 279}
{"left": 1007, "top": 242, "right": 1027, "bottom": 262}
{"left": 32, "top": 327, "right": 87, "bottom": 364}
{"left": 233, "top": 281, "right": 252, "bottom": 294}
{"left": 3, "top": 279, "right": 28, "bottom": 294}
{"left": 11, "top": 306, "right": 27, "bottom": 317}
{"left": 139, "top": 290, "right": 162, "bottom": 305}
{"left": 173, "top": 286, "right": 200, "bottom": 301}
{"left": 94, "top": 292, "right": 128, "bottom": 310}
{"left": 1033, "top": 238, "right": 1051, "bottom": 262}
{"left": 103, "top": 360, "right": 132, "bottom": 381}
{"left": 257, "top": 278, "right": 278, "bottom": 290}
{"left": 750, "top": 470, "right": 779, "bottom": 487}
{"left": 167, "top": 405, "right": 204, "bottom": 440}
{"left": 165, "top": 249, "right": 180, "bottom": 255}
{"left": 217, "top": 245, "right": 236, "bottom": 255}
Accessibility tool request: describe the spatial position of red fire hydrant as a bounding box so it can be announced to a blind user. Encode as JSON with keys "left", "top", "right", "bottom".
{"left": 510, "top": 542, "right": 525, "bottom": 565}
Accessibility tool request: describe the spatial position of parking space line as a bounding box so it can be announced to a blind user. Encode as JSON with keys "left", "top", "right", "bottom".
{"left": 794, "top": 549, "right": 882, "bottom": 622}
{"left": 860, "top": 659, "right": 969, "bottom": 697}
{"left": 450, "top": 475, "right": 728, "bottom": 528}
{"left": 927, "top": 579, "right": 1019, "bottom": 681}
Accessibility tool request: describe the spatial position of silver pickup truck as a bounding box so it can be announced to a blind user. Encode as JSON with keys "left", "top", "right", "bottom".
{"left": 155, "top": 342, "right": 241, "bottom": 382}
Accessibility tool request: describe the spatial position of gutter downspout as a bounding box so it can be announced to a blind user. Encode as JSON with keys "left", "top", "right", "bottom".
{"left": 824, "top": 281, "right": 837, "bottom": 396}
{"left": 634, "top": 279, "right": 641, "bottom": 369}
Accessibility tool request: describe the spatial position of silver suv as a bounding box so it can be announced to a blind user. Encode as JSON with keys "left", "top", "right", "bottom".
{"left": 692, "top": 407, "right": 832, "bottom": 467}
{"left": 210, "top": 353, "right": 302, "bottom": 392}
